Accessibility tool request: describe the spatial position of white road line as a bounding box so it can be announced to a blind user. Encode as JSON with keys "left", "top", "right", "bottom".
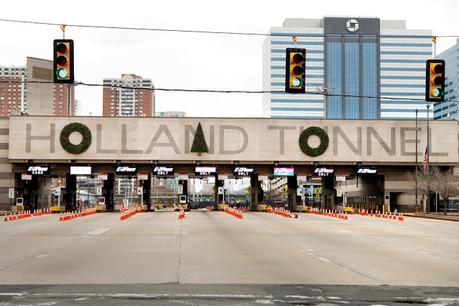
{"left": 0, "top": 293, "right": 25, "bottom": 296}
{"left": 284, "top": 295, "right": 318, "bottom": 299}
{"left": 317, "top": 256, "right": 331, "bottom": 263}
{"left": 87, "top": 228, "right": 110, "bottom": 236}
{"left": 35, "top": 254, "right": 48, "bottom": 258}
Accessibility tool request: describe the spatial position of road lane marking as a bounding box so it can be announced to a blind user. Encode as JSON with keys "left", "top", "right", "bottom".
{"left": 35, "top": 254, "right": 48, "bottom": 258}
{"left": 87, "top": 228, "right": 110, "bottom": 236}
{"left": 0, "top": 293, "right": 25, "bottom": 296}
{"left": 317, "top": 256, "right": 331, "bottom": 263}
{"left": 255, "top": 300, "right": 275, "bottom": 304}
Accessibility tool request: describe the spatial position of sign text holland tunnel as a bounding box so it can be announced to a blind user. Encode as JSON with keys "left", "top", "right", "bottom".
{"left": 8, "top": 117, "right": 458, "bottom": 164}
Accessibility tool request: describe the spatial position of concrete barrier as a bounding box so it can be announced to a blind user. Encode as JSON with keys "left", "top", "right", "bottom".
{"left": 224, "top": 207, "right": 243, "bottom": 219}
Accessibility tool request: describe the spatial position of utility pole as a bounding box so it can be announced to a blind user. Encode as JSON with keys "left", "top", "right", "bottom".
{"left": 60, "top": 24, "right": 72, "bottom": 116}
{"left": 415, "top": 109, "right": 418, "bottom": 213}
{"left": 426, "top": 104, "right": 431, "bottom": 213}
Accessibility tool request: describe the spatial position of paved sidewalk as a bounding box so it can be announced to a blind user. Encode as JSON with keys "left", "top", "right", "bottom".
{"left": 405, "top": 212, "right": 459, "bottom": 222}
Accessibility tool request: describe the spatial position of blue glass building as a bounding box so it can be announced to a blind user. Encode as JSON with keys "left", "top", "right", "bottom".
{"left": 263, "top": 17, "right": 433, "bottom": 119}
{"left": 434, "top": 38, "right": 459, "bottom": 120}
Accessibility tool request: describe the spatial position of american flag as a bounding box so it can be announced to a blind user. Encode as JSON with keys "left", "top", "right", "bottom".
{"left": 423, "top": 145, "right": 429, "bottom": 171}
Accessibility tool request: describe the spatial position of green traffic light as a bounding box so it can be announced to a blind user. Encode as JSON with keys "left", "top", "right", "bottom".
{"left": 57, "top": 68, "right": 68, "bottom": 79}
{"left": 291, "top": 78, "right": 303, "bottom": 88}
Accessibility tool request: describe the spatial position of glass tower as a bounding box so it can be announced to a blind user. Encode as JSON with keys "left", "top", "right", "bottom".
{"left": 324, "top": 18, "right": 380, "bottom": 119}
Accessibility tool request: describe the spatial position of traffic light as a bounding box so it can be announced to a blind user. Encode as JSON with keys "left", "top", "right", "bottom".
{"left": 53, "top": 39, "right": 74, "bottom": 83}
{"left": 425, "top": 59, "right": 445, "bottom": 101}
{"left": 285, "top": 48, "right": 306, "bottom": 93}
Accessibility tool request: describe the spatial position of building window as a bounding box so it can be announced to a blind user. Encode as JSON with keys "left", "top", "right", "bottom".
{"left": 326, "top": 40, "right": 342, "bottom": 119}
{"left": 344, "top": 41, "right": 360, "bottom": 119}
{"left": 362, "top": 40, "right": 378, "bottom": 119}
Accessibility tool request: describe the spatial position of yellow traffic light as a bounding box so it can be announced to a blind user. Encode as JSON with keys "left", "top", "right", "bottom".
{"left": 285, "top": 48, "right": 305, "bottom": 93}
{"left": 426, "top": 59, "right": 445, "bottom": 101}
{"left": 53, "top": 39, "right": 74, "bottom": 83}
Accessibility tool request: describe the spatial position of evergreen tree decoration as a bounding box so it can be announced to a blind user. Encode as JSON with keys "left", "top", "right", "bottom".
{"left": 190, "top": 122, "right": 208, "bottom": 155}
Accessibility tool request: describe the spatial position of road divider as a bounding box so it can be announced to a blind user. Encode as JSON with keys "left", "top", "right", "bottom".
{"left": 59, "top": 208, "right": 97, "bottom": 221}
{"left": 309, "top": 208, "right": 348, "bottom": 220}
{"left": 267, "top": 207, "right": 297, "bottom": 219}
{"left": 224, "top": 207, "right": 243, "bottom": 219}
{"left": 32, "top": 208, "right": 52, "bottom": 216}
{"left": 358, "top": 210, "right": 404, "bottom": 222}
{"left": 3, "top": 211, "right": 32, "bottom": 222}
{"left": 120, "top": 207, "right": 140, "bottom": 221}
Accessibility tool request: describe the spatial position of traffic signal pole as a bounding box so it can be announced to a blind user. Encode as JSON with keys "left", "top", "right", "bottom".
{"left": 62, "top": 25, "right": 71, "bottom": 116}
{"left": 57, "top": 24, "right": 73, "bottom": 116}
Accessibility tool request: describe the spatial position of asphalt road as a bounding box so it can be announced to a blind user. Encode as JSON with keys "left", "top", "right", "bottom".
{"left": 0, "top": 211, "right": 458, "bottom": 305}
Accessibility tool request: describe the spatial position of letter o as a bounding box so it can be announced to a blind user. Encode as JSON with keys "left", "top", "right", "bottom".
{"left": 60, "top": 123, "right": 92, "bottom": 154}
{"left": 299, "top": 127, "right": 329, "bottom": 157}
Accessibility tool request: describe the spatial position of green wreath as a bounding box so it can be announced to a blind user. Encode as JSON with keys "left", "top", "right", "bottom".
{"left": 60, "top": 123, "right": 92, "bottom": 154}
{"left": 298, "top": 126, "right": 329, "bottom": 157}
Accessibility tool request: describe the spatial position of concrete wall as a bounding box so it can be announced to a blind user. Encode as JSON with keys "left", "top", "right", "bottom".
{"left": 26, "top": 57, "right": 54, "bottom": 116}
{"left": 8, "top": 117, "right": 459, "bottom": 164}
{"left": 0, "top": 118, "right": 13, "bottom": 210}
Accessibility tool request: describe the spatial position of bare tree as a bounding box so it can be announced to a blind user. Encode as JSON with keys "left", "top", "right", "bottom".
{"left": 414, "top": 166, "right": 459, "bottom": 215}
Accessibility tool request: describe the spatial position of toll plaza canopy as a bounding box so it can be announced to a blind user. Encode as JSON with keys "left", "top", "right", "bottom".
{"left": 6, "top": 116, "right": 459, "bottom": 164}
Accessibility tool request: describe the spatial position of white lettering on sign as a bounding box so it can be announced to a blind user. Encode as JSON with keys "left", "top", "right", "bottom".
{"left": 116, "top": 166, "right": 136, "bottom": 173}
{"left": 233, "top": 167, "right": 254, "bottom": 176}
{"left": 27, "top": 166, "right": 49, "bottom": 175}
{"left": 314, "top": 168, "right": 334, "bottom": 177}
{"left": 153, "top": 166, "right": 174, "bottom": 176}
{"left": 195, "top": 166, "right": 216, "bottom": 176}
{"left": 357, "top": 168, "right": 377, "bottom": 174}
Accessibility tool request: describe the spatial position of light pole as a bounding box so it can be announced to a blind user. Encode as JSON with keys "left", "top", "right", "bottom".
{"left": 415, "top": 109, "right": 418, "bottom": 214}
{"left": 426, "top": 104, "right": 431, "bottom": 213}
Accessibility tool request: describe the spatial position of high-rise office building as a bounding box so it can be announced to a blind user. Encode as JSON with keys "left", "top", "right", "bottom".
{"left": 434, "top": 38, "right": 459, "bottom": 120}
{"left": 0, "top": 57, "right": 75, "bottom": 116}
{"left": 0, "top": 66, "right": 26, "bottom": 116}
{"left": 102, "top": 74, "right": 154, "bottom": 117}
{"left": 263, "top": 17, "right": 433, "bottom": 119}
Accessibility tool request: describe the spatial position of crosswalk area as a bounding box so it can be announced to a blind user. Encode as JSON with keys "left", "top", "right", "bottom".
{"left": 0, "top": 210, "right": 458, "bottom": 287}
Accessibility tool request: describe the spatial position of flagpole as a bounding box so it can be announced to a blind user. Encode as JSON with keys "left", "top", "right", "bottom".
{"left": 415, "top": 109, "right": 418, "bottom": 214}
{"left": 426, "top": 104, "right": 430, "bottom": 213}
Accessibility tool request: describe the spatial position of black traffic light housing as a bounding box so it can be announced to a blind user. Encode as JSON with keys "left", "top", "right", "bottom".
{"left": 425, "top": 59, "right": 445, "bottom": 102}
{"left": 53, "top": 39, "right": 74, "bottom": 84}
{"left": 285, "top": 48, "right": 306, "bottom": 93}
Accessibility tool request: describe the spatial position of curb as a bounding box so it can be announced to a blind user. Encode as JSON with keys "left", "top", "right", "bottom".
{"left": 405, "top": 214, "right": 459, "bottom": 222}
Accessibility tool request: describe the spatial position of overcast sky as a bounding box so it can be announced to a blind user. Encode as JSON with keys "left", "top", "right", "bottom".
{"left": 1, "top": 0, "right": 458, "bottom": 117}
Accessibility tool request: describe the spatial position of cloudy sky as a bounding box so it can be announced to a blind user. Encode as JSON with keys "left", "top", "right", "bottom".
{"left": 1, "top": 0, "right": 458, "bottom": 117}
